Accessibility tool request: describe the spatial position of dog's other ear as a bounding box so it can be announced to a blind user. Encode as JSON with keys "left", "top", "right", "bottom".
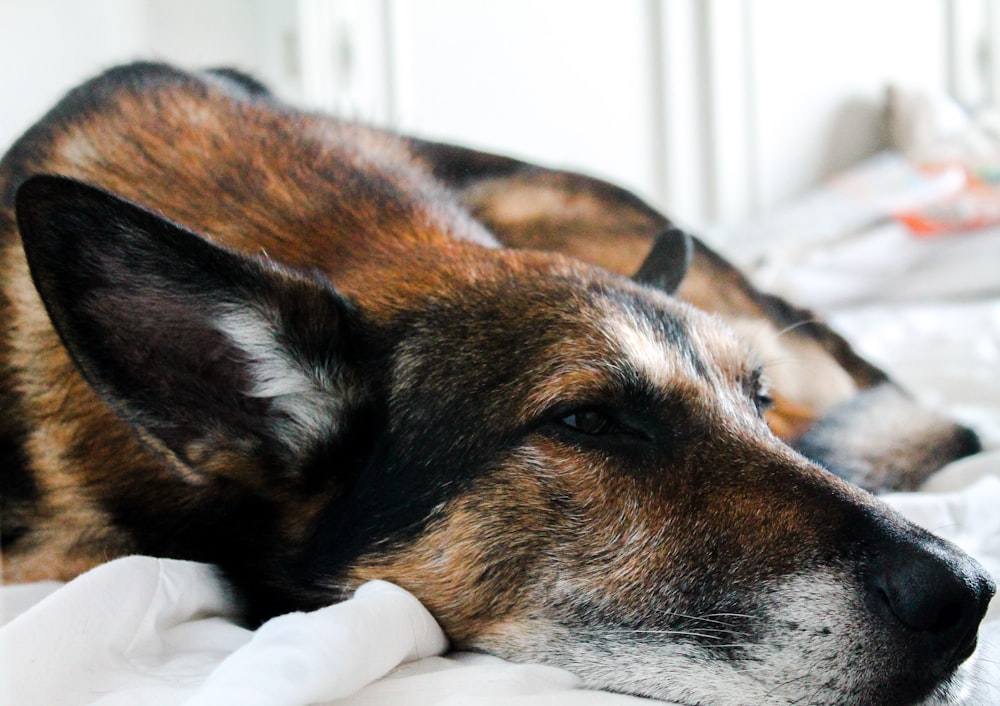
{"left": 631, "top": 227, "right": 693, "bottom": 294}
{"left": 16, "top": 175, "right": 367, "bottom": 485}
{"left": 407, "top": 138, "right": 671, "bottom": 277}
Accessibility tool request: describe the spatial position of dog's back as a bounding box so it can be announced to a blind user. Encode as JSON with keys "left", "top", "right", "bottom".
{"left": 1, "top": 64, "right": 494, "bottom": 268}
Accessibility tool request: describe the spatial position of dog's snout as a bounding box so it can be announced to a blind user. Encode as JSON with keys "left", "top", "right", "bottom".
{"left": 867, "top": 537, "right": 995, "bottom": 670}
{"left": 951, "top": 424, "right": 983, "bottom": 460}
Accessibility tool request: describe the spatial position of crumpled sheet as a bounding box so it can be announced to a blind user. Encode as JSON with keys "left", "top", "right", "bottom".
{"left": 749, "top": 220, "right": 1000, "bottom": 309}
{"left": 0, "top": 558, "right": 614, "bottom": 705}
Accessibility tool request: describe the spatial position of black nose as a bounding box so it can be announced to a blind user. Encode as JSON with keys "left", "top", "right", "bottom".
{"left": 950, "top": 424, "right": 983, "bottom": 461}
{"left": 867, "top": 536, "right": 995, "bottom": 672}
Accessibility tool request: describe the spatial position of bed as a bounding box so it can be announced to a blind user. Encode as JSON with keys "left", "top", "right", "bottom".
{"left": 3, "top": 98, "right": 1000, "bottom": 704}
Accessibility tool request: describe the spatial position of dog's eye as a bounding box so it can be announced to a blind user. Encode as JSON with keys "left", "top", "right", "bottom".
{"left": 546, "top": 405, "right": 654, "bottom": 446}
{"left": 754, "top": 390, "right": 774, "bottom": 415}
{"left": 748, "top": 368, "right": 773, "bottom": 417}
{"left": 560, "top": 408, "right": 622, "bottom": 436}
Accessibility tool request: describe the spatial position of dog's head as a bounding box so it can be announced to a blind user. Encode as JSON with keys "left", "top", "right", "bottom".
{"left": 15, "top": 175, "right": 994, "bottom": 705}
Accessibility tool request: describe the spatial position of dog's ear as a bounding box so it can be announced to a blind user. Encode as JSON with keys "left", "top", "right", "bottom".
{"left": 16, "top": 175, "right": 368, "bottom": 485}
{"left": 408, "top": 139, "right": 674, "bottom": 278}
{"left": 631, "top": 227, "right": 693, "bottom": 294}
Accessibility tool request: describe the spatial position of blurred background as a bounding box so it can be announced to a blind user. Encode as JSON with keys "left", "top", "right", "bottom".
{"left": 0, "top": 0, "right": 996, "bottom": 240}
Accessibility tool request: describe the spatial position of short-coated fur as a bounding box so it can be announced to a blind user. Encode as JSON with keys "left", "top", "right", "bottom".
{"left": 0, "top": 63, "right": 994, "bottom": 705}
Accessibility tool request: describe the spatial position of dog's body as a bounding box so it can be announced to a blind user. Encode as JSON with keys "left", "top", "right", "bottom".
{"left": 0, "top": 63, "right": 994, "bottom": 705}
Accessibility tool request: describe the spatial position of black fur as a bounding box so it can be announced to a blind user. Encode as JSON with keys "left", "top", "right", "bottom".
{"left": 633, "top": 227, "right": 694, "bottom": 294}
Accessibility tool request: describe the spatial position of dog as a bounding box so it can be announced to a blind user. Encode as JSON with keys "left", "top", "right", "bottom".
{"left": 0, "top": 62, "right": 994, "bottom": 705}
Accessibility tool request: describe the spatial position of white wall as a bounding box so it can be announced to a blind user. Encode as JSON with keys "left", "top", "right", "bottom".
{"left": 378, "top": 0, "right": 961, "bottom": 231}
{"left": 0, "top": 0, "right": 299, "bottom": 152}
{"left": 0, "top": 0, "right": 147, "bottom": 148}
{"left": 143, "top": 0, "right": 297, "bottom": 90}
{"left": 387, "top": 0, "right": 663, "bottom": 208}
{"left": 748, "top": 0, "right": 950, "bottom": 219}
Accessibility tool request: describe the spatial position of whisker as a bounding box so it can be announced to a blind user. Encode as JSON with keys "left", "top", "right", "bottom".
{"left": 760, "top": 356, "right": 804, "bottom": 370}
{"left": 599, "top": 629, "right": 740, "bottom": 642}
{"left": 650, "top": 607, "right": 760, "bottom": 628}
{"left": 601, "top": 626, "right": 739, "bottom": 634}
{"left": 698, "top": 612, "right": 761, "bottom": 622}
{"left": 773, "top": 318, "right": 822, "bottom": 339}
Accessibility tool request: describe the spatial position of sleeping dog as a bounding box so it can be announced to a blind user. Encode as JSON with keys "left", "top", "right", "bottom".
{"left": 0, "top": 63, "right": 993, "bottom": 705}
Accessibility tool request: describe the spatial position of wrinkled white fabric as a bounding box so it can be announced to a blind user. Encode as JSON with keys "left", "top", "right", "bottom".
{"left": 182, "top": 580, "right": 447, "bottom": 706}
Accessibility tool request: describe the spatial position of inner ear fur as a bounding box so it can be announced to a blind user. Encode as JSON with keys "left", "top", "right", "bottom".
{"left": 16, "top": 174, "right": 368, "bottom": 485}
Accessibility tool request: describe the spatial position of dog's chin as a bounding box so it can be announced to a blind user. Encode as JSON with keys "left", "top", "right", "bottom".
{"left": 466, "top": 570, "right": 984, "bottom": 706}
{"left": 570, "top": 649, "right": 947, "bottom": 706}
{"left": 919, "top": 641, "right": 997, "bottom": 706}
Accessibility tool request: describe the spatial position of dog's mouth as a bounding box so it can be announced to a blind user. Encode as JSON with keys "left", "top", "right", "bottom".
{"left": 919, "top": 644, "right": 994, "bottom": 706}
{"left": 952, "top": 633, "right": 979, "bottom": 670}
